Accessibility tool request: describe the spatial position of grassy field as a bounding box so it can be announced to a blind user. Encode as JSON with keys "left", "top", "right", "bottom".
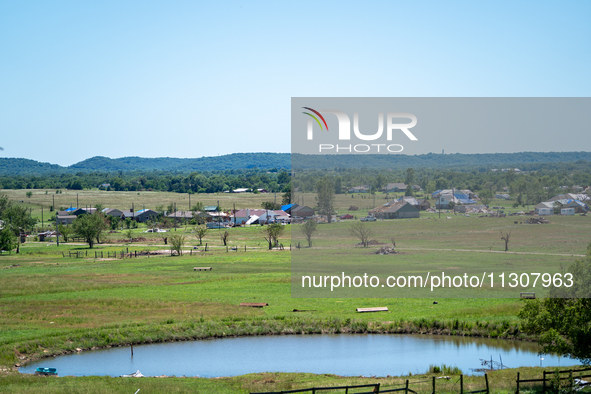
{"left": 1, "top": 190, "right": 589, "bottom": 393}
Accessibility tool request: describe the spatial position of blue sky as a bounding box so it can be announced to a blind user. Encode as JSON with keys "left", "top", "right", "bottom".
{"left": 1, "top": 1, "right": 590, "bottom": 166}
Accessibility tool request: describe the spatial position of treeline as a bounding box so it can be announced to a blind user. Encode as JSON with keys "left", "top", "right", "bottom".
{"left": 292, "top": 160, "right": 591, "bottom": 206}
{"left": 0, "top": 169, "right": 292, "bottom": 194}
{"left": 2, "top": 152, "right": 591, "bottom": 176}
{"left": 0, "top": 153, "right": 291, "bottom": 176}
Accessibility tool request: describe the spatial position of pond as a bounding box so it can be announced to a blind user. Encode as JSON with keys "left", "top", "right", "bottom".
{"left": 19, "top": 334, "right": 579, "bottom": 377}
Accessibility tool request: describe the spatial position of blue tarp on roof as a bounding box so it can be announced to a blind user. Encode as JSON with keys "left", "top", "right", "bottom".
{"left": 281, "top": 204, "right": 296, "bottom": 212}
{"left": 65, "top": 207, "right": 77, "bottom": 212}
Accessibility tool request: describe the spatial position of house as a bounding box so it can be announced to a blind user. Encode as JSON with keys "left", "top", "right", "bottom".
{"left": 203, "top": 206, "right": 219, "bottom": 212}
{"left": 231, "top": 209, "right": 289, "bottom": 224}
{"left": 417, "top": 199, "right": 431, "bottom": 211}
{"left": 370, "top": 200, "right": 420, "bottom": 219}
{"left": 495, "top": 194, "right": 511, "bottom": 200}
{"left": 232, "top": 188, "right": 250, "bottom": 193}
{"left": 348, "top": 185, "right": 371, "bottom": 193}
{"left": 535, "top": 202, "right": 555, "bottom": 215}
{"left": 56, "top": 215, "right": 77, "bottom": 225}
{"left": 434, "top": 191, "right": 477, "bottom": 208}
{"left": 71, "top": 208, "right": 97, "bottom": 216}
{"left": 549, "top": 193, "right": 590, "bottom": 202}
{"left": 121, "top": 209, "right": 159, "bottom": 223}
{"left": 435, "top": 194, "right": 452, "bottom": 209}
{"left": 290, "top": 205, "right": 314, "bottom": 219}
{"left": 166, "top": 211, "right": 196, "bottom": 219}
{"left": 384, "top": 183, "right": 407, "bottom": 193}
{"left": 102, "top": 208, "right": 123, "bottom": 218}
{"left": 553, "top": 199, "right": 589, "bottom": 213}
{"left": 412, "top": 185, "right": 422, "bottom": 191}
{"left": 432, "top": 189, "right": 477, "bottom": 200}
{"left": 281, "top": 203, "right": 298, "bottom": 214}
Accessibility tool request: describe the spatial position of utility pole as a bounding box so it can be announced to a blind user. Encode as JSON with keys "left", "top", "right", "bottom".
{"left": 55, "top": 213, "right": 59, "bottom": 247}
{"left": 77, "top": 193, "right": 79, "bottom": 209}
{"left": 41, "top": 207, "right": 43, "bottom": 228}
{"left": 174, "top": 202, "right": 177, "bottom": 231}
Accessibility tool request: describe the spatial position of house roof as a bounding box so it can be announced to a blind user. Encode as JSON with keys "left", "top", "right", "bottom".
{"left": 398, "top": 196, "right": 420, "bottom": 205}
{"left": 371, "top": 200, "right": 417, "bottom": 214}
{"left": 281, "top": 203, "right": 297, "bottom": 212}
{"left": 166, "top": 211, "right": 195, "bottom": 218}
{"left": 204, "top": 206, "right": 219, "bottom": 211}
{"left": 291, "top": 205, "right": 313, "bottom": 213}
{"left": 385, "top": 183, "right": 407, "bottom": 190}
{"left": 550, "top": 193, "right": 590, "bottom": 202}
{"left": 57, "top": 215, "right": 77, "bottom": 219}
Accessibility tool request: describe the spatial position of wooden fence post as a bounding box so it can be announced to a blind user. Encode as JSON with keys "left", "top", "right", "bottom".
{"left": 460, "top": 374, "right": 463, "bottom": 394}
{"left": 543, "top": 370, "right": 546, "bottom": 393}
{"left": 516, "top": 372, "right": 520, "bottom": 394}
{"left": 405, "top": 379, "right": 409, "bottom": 394}
{"left": 432, "top": 375, "right": 436, "bottom": 394}
{"left": 485, "top": 373, "right": 489, "bottom": 394}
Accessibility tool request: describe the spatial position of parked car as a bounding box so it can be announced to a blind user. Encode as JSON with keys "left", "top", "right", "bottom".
{"left": 360, "top": 216, "right": 376, "bottom": 221}
{"left": 340, "top": 214, "right": 354, "bottom": 219}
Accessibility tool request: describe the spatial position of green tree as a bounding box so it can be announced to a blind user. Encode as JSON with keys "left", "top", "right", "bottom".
{"left": 374, "top": 174, "right": 387, "bottom": 192}
{"left": 316, "top": 177, "right": 335, "bottom": 223}
{"left": 263, "top": 223, "right": 284, "bottom": 250}
{"left": 479, "top": 189, "right": 494, "bottom": 206}
{"left": 191, "top": 201, "right": 204, "bottom": 212}
{"left": 262, "top": 201, "right": 281, "bottom": 210}
{"left": 405, "top": 168, "right": 415, "bottom": 186}
{"left": 72, "top": 214, "right": 107, "bottom": 248}
{"left": 0, "top": 228, "right": 17, "bottom": 253}
{"left": 519, "top": 243, "right": 591, "bottom": 365}
{"left": 282, "top": 183, "right": 291, "bottom": 205}
{"left": 58, "top": 224, "right": 73, "bottom": 242}
{"left": 299, "top": 219, "right": 317, "bottom": 247}
{"left": 220, "top": 230, "right": 230, "bottom": 246}
{"left": 194, "top": 226, "right": 207, "bottom": 245}
{"left": 169, "top": 234, "right": 186, "bottom": 256}
{"left": 26, "top": 191, "right": 32, "bottom": 198}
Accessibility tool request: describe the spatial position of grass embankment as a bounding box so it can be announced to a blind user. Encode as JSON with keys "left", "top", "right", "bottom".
{"left": 0, "top": 366, "right": 573, "bottom": 393}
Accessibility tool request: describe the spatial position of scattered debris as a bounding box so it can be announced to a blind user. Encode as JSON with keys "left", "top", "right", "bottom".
{"left": 525, "top": 217, "right": 549, "bottom": 224}
{"left": 240, "top": 303, "right": 268, "bottom": 308}
{"left": 356, "top": 307, "right": 389, "bottom": 313}
{"left": 121, "top": 370, "right": 145, "bottom": 378}
{"left": 375, "top": 246, "right": 398, "bottom": 255}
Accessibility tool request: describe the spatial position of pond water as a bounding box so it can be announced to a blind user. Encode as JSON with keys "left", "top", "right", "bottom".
{"left": 19, "top": 334, "right": 579, "bottom": 377}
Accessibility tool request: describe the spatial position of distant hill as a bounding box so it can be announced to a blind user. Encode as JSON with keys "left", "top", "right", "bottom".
{"left": 0, "top": 151, "right": 590, "bottom": 175}
{"left": 0, "top": 158, "right": 65, "bottom": 176}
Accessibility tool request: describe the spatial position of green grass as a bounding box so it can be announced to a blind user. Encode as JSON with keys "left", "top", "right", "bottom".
{"left": 1, "top": 190, "right": 589, "bottom": 392}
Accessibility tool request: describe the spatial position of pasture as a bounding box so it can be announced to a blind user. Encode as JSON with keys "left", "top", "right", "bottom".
{"left": 0, "top": 189, "right": 589, "bottom": 393}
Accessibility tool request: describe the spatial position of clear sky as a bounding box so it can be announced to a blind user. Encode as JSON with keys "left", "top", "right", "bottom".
{"left": 1, "top": 1, "right": 590, "bottom": 166}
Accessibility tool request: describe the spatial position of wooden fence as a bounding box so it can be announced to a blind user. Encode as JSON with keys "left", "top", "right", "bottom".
{"left": 251, "top": 375, "right": 489, "bottom": 394}
{"left": 516, "top": 367, "right": 591, "bottom": 394}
